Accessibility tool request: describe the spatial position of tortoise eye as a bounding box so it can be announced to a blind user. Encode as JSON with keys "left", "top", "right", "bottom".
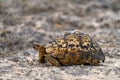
{"left": 36, "top": 44, "right": 39, "bottom": 47}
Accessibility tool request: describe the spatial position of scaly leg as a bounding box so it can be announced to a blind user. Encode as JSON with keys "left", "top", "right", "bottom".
{"left": 46, "top": 55, "right": 61, "bottom": 67}
{"left": 91, "top": 59, "right": 99, "bottom": 66}
{"left": 39, "top": 53, "right": 45, "bottom": 63}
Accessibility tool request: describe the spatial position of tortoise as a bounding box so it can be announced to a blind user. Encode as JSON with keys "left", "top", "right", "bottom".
{"left": 33, "top": 30, "right": 105, "bottom": 66}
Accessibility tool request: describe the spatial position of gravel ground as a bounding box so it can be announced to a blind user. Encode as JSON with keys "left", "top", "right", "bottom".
{"left": 0, "top": 0, "right": 120, "bottom": 80}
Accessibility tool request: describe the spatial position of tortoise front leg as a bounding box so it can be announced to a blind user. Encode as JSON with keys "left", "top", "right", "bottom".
{"left": 90, "top": 59, "right": 100, "bottom": 66}
{"left": 39, "top": 53, "right": 45, "bottom": 63}
{"left": 46, "top": 55, "right": 61, "bottom": 67}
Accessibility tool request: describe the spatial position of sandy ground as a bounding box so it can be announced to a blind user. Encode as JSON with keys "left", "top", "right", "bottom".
{"left": 0, "top": 0, "right": 120, "bottom": 80}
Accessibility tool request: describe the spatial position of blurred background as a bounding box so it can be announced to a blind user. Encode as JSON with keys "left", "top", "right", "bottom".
{"left": 0, "top": 0, "right": 120, "bottom": 79}
{"left": 0, "top": 0, "right": 119, "bottom": 56}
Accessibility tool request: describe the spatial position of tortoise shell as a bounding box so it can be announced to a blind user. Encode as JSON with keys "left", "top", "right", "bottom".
{"left": 33, "top": 30, "right": 105, "bottom": 66}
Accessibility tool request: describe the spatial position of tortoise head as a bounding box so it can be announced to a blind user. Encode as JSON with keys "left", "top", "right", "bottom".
{"left": 33, "top": 43, "right": 46, "bottom": 54}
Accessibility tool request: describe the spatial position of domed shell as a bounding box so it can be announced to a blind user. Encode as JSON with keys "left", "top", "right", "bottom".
{"left": 45, "top": 30, "right": 105, "bottom": 65}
